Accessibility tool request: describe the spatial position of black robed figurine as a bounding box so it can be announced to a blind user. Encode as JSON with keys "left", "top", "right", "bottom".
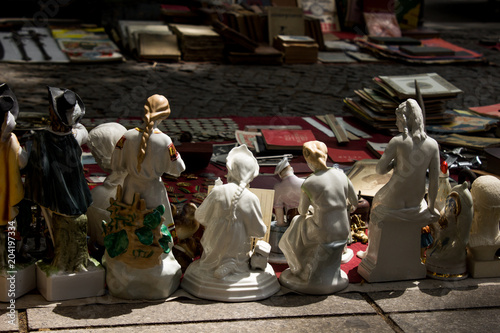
{"left": 24, "top": 86, "right": 93, "bottom": 273}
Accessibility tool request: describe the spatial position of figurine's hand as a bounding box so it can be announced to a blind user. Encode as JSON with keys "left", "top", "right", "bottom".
{"left": 428, "top": 206, "right": 440, "bottom": 218}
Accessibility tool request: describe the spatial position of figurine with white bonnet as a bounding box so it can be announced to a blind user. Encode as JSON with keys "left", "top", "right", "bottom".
{"left": 426, "top": 182, "right": 473, "bottom": 280}
{"left": 181, "top": 145, "right": 280, "bottom": 302}
{"left": 0, "top": 83, "right": 35, "bottom": 302}
{"left": 24, "top": 86, "right": 104, "bottom": 301}
{"left": 102, "top": 94, "right": 185, "bottom": 299}
{"left": 467, "top": 175, "right": 500, "bottom": 278}
{"left": 357, "top": 98, "right": 440, "bottom": 283}
{"left": 86, "top": 122, "right": 128, "bottom": 254}
{"left": 269, "top": 157, "right": 304, "bottom": 263}
{"left": 279, "top": 140, "right": 357, "bottom": 295}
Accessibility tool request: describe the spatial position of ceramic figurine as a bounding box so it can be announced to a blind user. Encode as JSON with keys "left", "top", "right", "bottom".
{"left": 273, "top": 157, "right": 304, "bottom": 227}
{"left": 269, "top": 157, "right": 304, "bottom": 264}
{"left": 24, "top": 86, "right": 104, "bottom": 301}
{"left": 435, "top": 160, "right": 452, "bottom": 213}
{"left": 279, "top": 141, "right": 358, "bottom": 295}
{"left": 103, "top": 94, "right": 185, "bottom": 299}
{"left": 86, "top": 122, "right": 128, "bottom": 254}
{"left": 172, "top": 202, "right": 204, "bottom": 273}
{"left": 467, "top": 175, "right": 500, "bottom": 278}
{"left": 426, "top": 182, "right": 473, "bottom": 280}
{"left": 181, "top": 145, "right": 280, "bottom": 302}
{"left": 0, "top": 84, "right": 36, "bottom": 302}
{"left": 357, "top": 98, "right": 440, "bottom": 283}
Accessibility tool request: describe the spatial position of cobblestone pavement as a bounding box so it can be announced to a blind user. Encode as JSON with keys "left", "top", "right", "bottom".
{"left": 1, "top": 26, "right": 500, "bottom": 122}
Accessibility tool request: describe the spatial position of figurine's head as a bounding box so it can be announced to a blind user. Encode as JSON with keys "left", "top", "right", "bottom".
{"left": 303, "top": 141, "right": 328, "bottom": 172}
{"left": 88, "top": 122, "right": 128, "bottom": 172}
{"left": 226, "top": 144, "right": 259, "bottom": 186}
{"left": 274, "top": 156, "right": 291, "bottom": 178}
{"left": 396, "top": 99, "right": 426, "bottom": 140}
{"left": 48, "top": 86, "right": 85, "bottom": 132}
{"left": 143, "top": 94, "right": 170, "bottom": 127}
{"left": 0, "top": 83, "right": 19, "bottom": 141}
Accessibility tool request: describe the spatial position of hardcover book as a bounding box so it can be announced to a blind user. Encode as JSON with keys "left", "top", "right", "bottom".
{"left": 261, "top": 129, "right": 316, "bottom": 151}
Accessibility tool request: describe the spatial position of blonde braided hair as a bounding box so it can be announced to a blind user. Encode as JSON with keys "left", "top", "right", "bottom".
{"left": 137, "top": 94, "right": 171, "bottom": 172}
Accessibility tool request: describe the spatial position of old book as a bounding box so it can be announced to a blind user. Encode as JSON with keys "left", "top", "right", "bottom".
{"left": 266, "top": 6, "right": 305, "bottom": 45}
{"left": 273, "top": 35, "right": 318, "bottom": 64}
{"left": 367, "top": 36, "right": 421, "bottom": 45}
{"left": 399, "top": 45, "right": 455, "bottom": 56}
{"left": 261, "top": 129, "right": 316, "bottom": 151}
{"left": 375, "top": 73, "right": 463, "bottom": 99}
{"left": 138, "top": 33, "right": 180, "bottom": 61}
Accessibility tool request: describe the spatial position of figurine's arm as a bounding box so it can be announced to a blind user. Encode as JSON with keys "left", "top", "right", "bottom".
{"left": 346, "top": 176, "right": 358, "bottom": 213}
{"left": 426, "top": 141, "right": 440, "bottom": 215}
{"left": 376, "top": 138, "right": 397, "bottom": 175}
{"left": 297, "top": 188, "right": 311, "bottom": 216}
{"left": 72, "top": 123, "right": 88, "bottom": 146}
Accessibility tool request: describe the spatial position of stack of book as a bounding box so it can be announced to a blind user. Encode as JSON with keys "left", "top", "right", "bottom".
{"left": 273, "top": 35, "right": 318, "bottom": 64}
{"left": 343, "top": 72, "right": 462, "bottom": 132}
{"left": 168, "top": 24, "right": 224, "bottom": 62}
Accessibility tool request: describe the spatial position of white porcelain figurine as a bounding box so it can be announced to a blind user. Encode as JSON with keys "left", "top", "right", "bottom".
{"left": 467, "top": 175, "right": 500, "bottom": 278}
{"left": 102, "top": 94, "right": 185, "bottom": 299}
{"left": 426, "top": 182, "right": 473, "bottom": 280}
{"left": 181, "top": 145, "right": 280, "bottom": 302}
{"left": 357, "top": 98, "right": 440, "bottom": 283}
{"left": 279, "top": 141, "right": 358, "bottom": 294}
{"left": 86, "top": 122, "right": 128, "bottom": 253}
{"left": 269, "top": 157, "right": 304, "bottom": 263}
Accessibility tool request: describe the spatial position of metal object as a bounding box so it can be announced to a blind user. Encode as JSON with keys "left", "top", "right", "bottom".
{"left": 10, "top": 31, "right": 31, "bottom": 61}
{"left": 29, "top": 29, "right": 51, "bottom": 61}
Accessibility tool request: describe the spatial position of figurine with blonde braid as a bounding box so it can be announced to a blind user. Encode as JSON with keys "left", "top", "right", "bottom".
{"left": 181, "top": 145, "right": 280, "bottom": 302}
{"left": 279, "top": 141, "right": 357, "bottom": 295}
{"left": 103, "top": 94, "right": 185, "bottom": 299}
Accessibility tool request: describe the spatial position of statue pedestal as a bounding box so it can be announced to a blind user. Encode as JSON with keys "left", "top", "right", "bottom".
{"left": 103, "top": 252, "right": 181, "bottom": 300}
{"left": 467, "top": 246, "right": 500, "bottom": 278}
{"left": 278, "top": 241, "right": 348, "bottom": 295}
{"left": 181, "top": 261, "right": 280, "bottom": 302}
{"left": 0, "top": 263, "right": 36, "bottom": 302}
{"left": 358, "top": 219, "right": 427, "bottom": 283}
{"left": 36, "top": 261, "right": 105, "bottom": 301}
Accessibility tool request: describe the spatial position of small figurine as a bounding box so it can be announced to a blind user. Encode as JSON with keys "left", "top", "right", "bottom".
{"left": 279, "top": 141, "right": 358, "bottom": 295}
{"left": 273, "top": 157, "right": 304, "bottom": 227}
{"left": 467, "top": 175, "right": 500, "bottom": 278}
{"left": 357, "top": 99, "right": 440, "bottom": 282}
{"left": 24, "top": 86, "right": 104, "bottom": 301}
{"left": 86, "top": 122, "right": 128, "bottom": 257}
{"left": 269, "top": 157, "right": 304, "bottom": 263}
{"left": 103, "top": 94, "right": 185, "bottom": 299}
{"left": 426, "top": 182, "right": 473, "bottom": 280}
{"left": 181, "top": 145, "right": 280, "bottom": 302}
{"left": 0, "top": 83, "right": 36, "bottom": 302}
{"left": 171, "top": 202, "right": 204, "bottom": 273}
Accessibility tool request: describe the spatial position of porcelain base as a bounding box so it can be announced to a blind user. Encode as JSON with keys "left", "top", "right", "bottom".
{"left": 103, "top": 251, "right": 181, "bottom": 300}
{"left": 358, "top": 219, "right": 427, "bottom": 283}
{"left": 181, "top": 261, "right": 280, "bottom": 302}
{"left": 467, "top": 246, "right": 500, "bottom": 278}
{"left": 279, "top": 267, "right": 349, "bottom": 295}
{"left": 36, "top": 262, "right": 105, "bottom": 301}
{"left": 0, "top": 263, "right": 36, "bottom": 302}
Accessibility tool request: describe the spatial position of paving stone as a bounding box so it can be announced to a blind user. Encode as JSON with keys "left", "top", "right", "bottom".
{"left": 52, "top": 315, "right": 393, "bottom": 333}
{"left": 390, "top": 308, "right": 500, "bottom": 333}
{"left": 0, "top": 310, "right": 18, "bottom": 332}
{"left": 26, "top": 293, "right": 374, "bottom": 330}
{"left": 368, "top": 284, "right": 500, "bottom": 313}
